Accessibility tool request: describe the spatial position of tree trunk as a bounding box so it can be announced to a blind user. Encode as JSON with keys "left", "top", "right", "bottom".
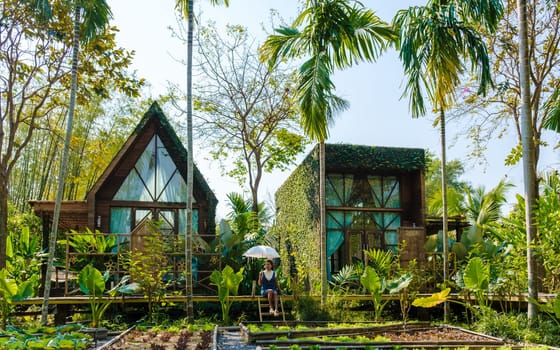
{"left": 41, "top": 5, "right": 81, "bottom": 325}
{"left": 517, "top": 0, "right": 538, "bottom": 322}
{"left": 439, "top": 108, "right": 449, "bottom": 323}
{"left": 319, "top": 141, "right": 327, "bottom": 305}
{"left": 184, "top": 0, "right": 194, "bottom": 321}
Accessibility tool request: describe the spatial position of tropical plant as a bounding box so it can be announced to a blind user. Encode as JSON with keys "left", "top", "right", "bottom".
{"left": 359, "top": 265, "right": 412, "bottom": 321}
{"left": 393, "top": 0, "right": 503, "bottom": 320}
{"left": 77, "top": 265, "right": 129, "bottom": 328}
{"left": 363, "top": 248, "right": 395, "bottom": 279}
{"left": 6, "top": 227, "right": 42, "bottom": 289}
{"left": 0, "top": 269, "right": 36, "bottom": 329}
{"left": 209, "top": 265, "right": 244, "bottom": 324}
{"left": 60, "top": 228, "right": 117, "bottom": 272}
{"left": 261, "top": 0, "right": 395, "bottom": 303}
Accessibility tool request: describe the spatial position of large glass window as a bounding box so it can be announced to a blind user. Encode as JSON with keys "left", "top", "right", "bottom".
{"left": 113, "top": 135, "right": 191, "bottom": 203}
{"left": 326, "top": 174, "right": 401, "bottom": 274}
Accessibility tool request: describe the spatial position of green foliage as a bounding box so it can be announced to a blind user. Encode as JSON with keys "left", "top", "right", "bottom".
{"left": 274, "top": 149, "right": 320, "bottom": 292}
{"left": 363, "top": 249, "right": 394, "bottom": 279}
{"left": 360, "top": 266, "right": 387, "bottom": 321}
{"left": 0, "top": 324, "right": 90, "bottom": 349}
{"left": 0, "top": 269, "right": 36, "bottom": 329}
{"left": 77, "top": 265, "right": 128, "bottom": 328}
{"left": 292, "top": 295, "right": 331, "bottom": 321}
{"left": 412, "top": 288, "right": 450, "bottom": 308}
{"left": 123, "top": 221, "right": 168, "bottom": 320}
{"left": 209, "top": 265, "right": 244, "bottom": 324}
{"left": 60, "top": 228, "right": 117, "bottom": 272}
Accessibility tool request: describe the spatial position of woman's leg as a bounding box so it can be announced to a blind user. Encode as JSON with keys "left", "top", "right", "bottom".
{"left": 267, "top": 290, "right": 274, "bottom": 312}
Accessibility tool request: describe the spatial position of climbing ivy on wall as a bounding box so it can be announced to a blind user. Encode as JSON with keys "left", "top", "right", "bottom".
{"left": 274, "top": 147, "right": 320, "bottom": 292}
{"left": 325, "top": 144, "right": 425, "bottom": 172}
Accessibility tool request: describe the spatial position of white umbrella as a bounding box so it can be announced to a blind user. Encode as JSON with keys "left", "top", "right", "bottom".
{"left": 243, "top": 245, "right": 280, "bottom": 259}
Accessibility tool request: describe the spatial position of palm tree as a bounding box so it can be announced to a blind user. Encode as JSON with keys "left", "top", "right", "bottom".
{"left": 41, "top": 0, "right": 112, "bottom": 325}
{"left": 175, "top": 0, "right": 229, "bottom": 320}
{"left": 516, "top": 0, "right": 538, "bottom": 321}
{"left": 392, "top": 0, "right": 502, "bottom": 321}
{"left": 543, "top": 87, "right": 560, "bottom": 132}
{"left": 261, "top": 0, "right": 394, "bottom": 303}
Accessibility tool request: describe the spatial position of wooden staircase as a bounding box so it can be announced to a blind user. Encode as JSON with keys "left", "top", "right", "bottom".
{"left": 257, "top": 295, "right": 285, "bottom": 322}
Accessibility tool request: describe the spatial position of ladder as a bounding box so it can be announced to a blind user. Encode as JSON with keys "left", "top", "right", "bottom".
{"left": 257, "top": 295, "right": 285, "bottom": 322}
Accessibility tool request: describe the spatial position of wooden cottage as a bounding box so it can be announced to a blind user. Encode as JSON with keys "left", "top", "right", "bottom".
{"left": 30, "top": 102, "right": 218, "bottom": 294}
{"left": 275, "top": 144, "right": 426, "bottom": 281}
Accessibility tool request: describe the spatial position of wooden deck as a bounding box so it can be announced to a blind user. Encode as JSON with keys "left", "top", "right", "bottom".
{"left": 13, "top": 293, "right": 557, "bottom": 306}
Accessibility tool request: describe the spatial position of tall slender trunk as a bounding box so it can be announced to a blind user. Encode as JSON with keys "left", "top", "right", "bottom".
{"left": 41, "top": 5, "right": 81, "bottom": 325}
{"left": 439, "top": 108, "right": 449, "bottom": 323}
{"left": 319, "top": 141, "right": 327, "bottom": 304}
{"left": 184, "top": 0, "right": 195, "bottom": 321}
{"left": 0, "top": 177, "right": 8, "bottom": 269}
{"left": 517, "top": 0, "right": 538, "bottom": 322}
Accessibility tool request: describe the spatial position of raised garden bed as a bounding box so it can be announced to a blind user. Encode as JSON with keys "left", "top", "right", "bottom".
{"left": 239, "top": 321, "right": 519, "bottom": 349}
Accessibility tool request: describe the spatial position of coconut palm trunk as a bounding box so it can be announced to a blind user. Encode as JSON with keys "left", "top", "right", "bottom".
{"left": 41, "top": 5, "right": 81, "bottom": 325}
{"left": 516, "top": 0, "right": 538, "bottom": 321}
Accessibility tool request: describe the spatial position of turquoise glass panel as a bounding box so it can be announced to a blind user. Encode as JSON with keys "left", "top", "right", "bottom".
{"left": 326, "top": 211, "right": 344, "bottom": 229}
{"left": 178, "top": 209, "right": 198, "bottom": 235}
{"left": 326, "top": 175, "right": 343, "bottom": 206}
{"left": 386, "top": 213, "right": 401, "bottom": 229}
{"left": 110, "top": 207, "right": 131, "bottom": 233}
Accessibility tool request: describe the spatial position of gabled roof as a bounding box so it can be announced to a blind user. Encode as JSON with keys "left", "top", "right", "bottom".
{"left": 86, "top": 101, "right": 217, "bottom": 205}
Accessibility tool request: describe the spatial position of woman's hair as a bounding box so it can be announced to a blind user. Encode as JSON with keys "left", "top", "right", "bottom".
{"left": 265, "top": 259, "right": 274, "bottom": 268}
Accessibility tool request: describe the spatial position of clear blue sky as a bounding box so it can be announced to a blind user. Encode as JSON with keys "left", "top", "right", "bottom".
{"left": 109, "top": 0, "right": 557, "bottom": 218}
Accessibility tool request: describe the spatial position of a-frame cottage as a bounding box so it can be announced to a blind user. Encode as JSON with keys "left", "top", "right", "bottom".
{"left": 30, "top": 102, "right": 218, "bottom": 295}
{"left": 275, "top": 144, "right": 426, "bottom": 283}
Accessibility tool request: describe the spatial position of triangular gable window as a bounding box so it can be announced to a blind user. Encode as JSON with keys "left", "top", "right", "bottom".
{"left": 114, "top": 135, "right": 193, "bottom": 203}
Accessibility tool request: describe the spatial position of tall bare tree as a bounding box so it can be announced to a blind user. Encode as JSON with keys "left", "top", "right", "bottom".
{"left": 174, "top": 24, "right": 308, "bottom": 214}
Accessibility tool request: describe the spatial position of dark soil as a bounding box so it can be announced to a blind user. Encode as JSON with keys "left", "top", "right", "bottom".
{"left": 104, "top": 329, "right": 213, "bottom": 350}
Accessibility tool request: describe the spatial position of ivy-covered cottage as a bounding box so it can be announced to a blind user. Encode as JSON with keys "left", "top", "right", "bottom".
{"left": 275, "top": 144, "right": 426, "bottom": 281}
{"left": 30, "top": 102, "right": 218, "bottom": 294}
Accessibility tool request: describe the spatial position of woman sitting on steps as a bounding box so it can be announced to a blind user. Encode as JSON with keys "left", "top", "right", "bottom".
{"left": 258, "top": 259, "right": 281, "bottom": 316}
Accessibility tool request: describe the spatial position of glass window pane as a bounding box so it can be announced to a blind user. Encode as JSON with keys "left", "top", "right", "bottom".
{"left": 367, "top": 176, "right": 382, "bottom": 207}
{"left": 366, "top": 232, "right": 381, "bottom": 250}
{"left": 327, "top": 211, "right": 344, "bottom": 229}
{"left": 348, "top": 232, "right": 363, "bottom": 263}
{"left": 159, "top": 171, "right": 188, "bottom": 202}
{"left": 114, "top": 170, "right": 152, "bottom": 201}
{"left": 384, "top": 176, "right": 400, "bottom": 208}
{"left": 386, "top": 213, "right": 401, "bottom": 230}
{"left": 326, "top": 174, "right": 344, "bottom": 206}
{"left": 135, "top": 136, "right": 156, "bottom": 199}
{"left": 156, "top": 137, "right": 177, "bottom": 199}
{"left": 135, "top": 209, "right": 152, "bottom": 226}
{"left": 385, "top": 231, "right": 398, "bottom": 252}
{"left": 178, "top": 209, "right": 198, "bottom": 235}
{"left": 110, "top": 207, "right": 131, "bottom": 234}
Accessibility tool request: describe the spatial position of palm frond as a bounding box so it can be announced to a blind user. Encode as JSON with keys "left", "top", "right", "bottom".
{"left": 544, "top": 86, "right": 560, "bottom": 133}
{"left": 77, "top": 0, "right": 112, "bottom": 43}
